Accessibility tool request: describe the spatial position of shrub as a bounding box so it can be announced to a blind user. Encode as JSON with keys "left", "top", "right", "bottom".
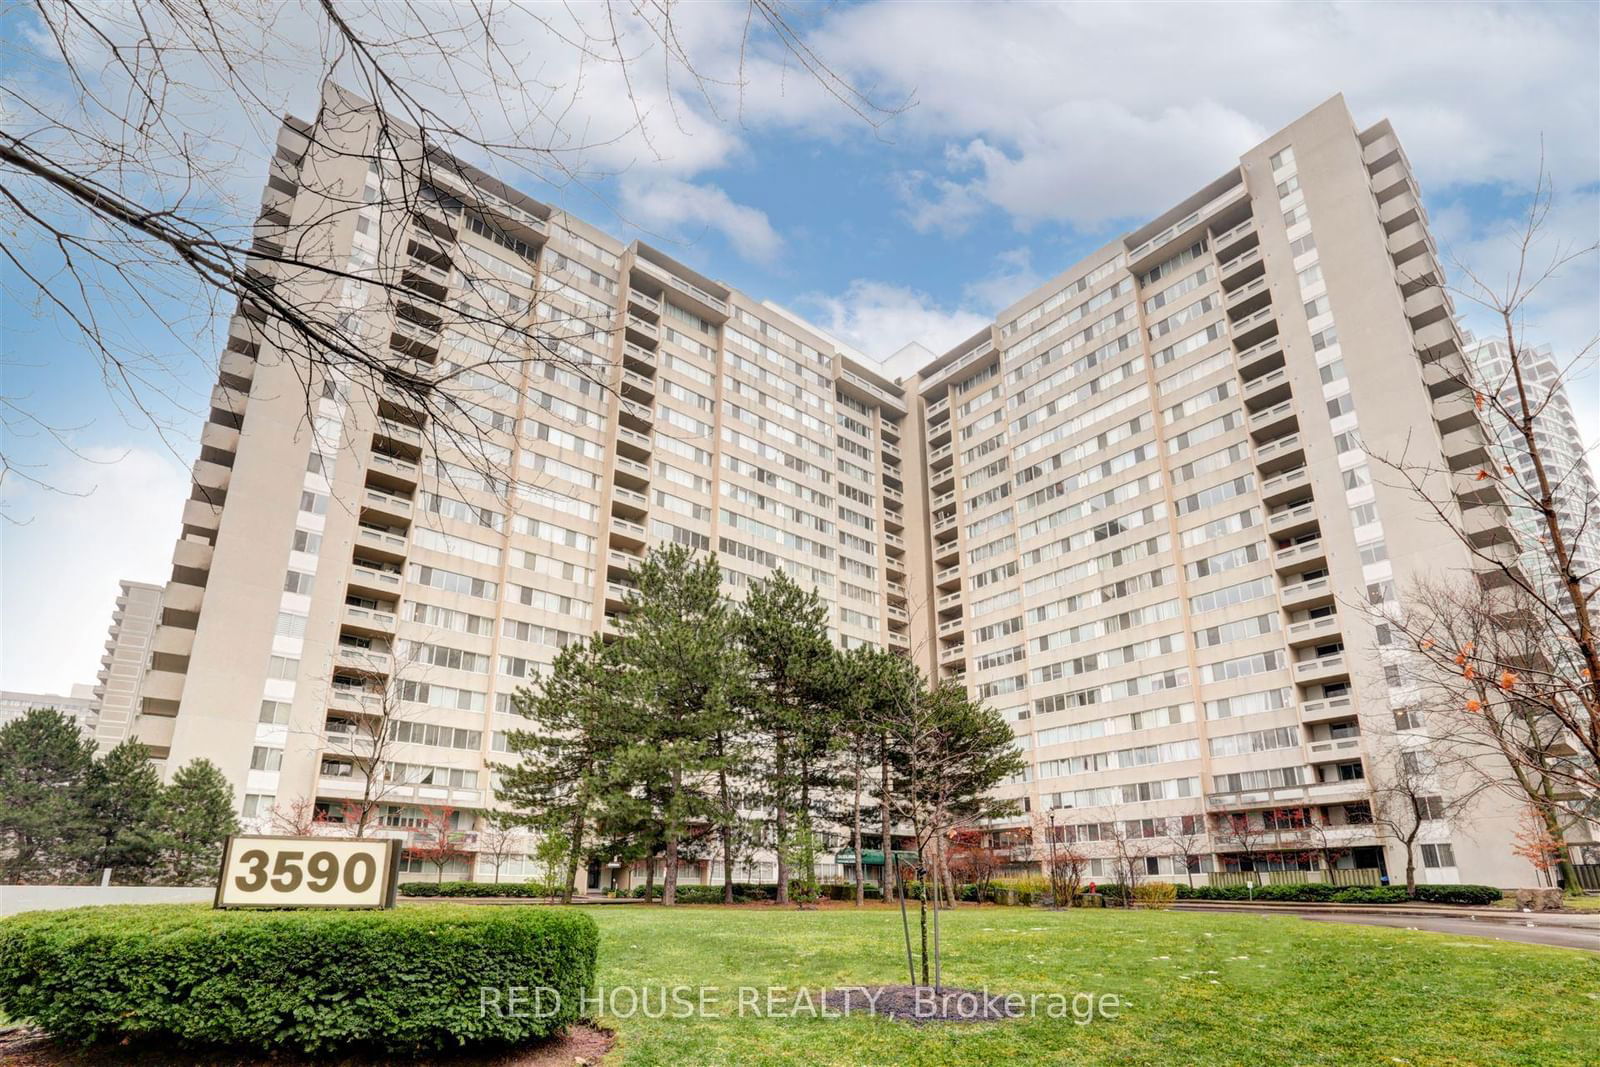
{"left": 819, "top": 883, "right": 882, "bottom": 901}
{"left": 0, "top": 904, "right": 597, "bottom": 1053}
{"left": 1331, "top": 886, "right": 1411, "bottom": 904}
{"left": 1410, "top": 884, "right": 1503, "bottom": 906}
{"left": 399, "top": 880, "right": 560, "bottom": 898}
{"left": 629, "top": 883, "right": 777, "bottom": 903}
{"left": 1133, "top": 883, "right": 1178, "bottom": 909}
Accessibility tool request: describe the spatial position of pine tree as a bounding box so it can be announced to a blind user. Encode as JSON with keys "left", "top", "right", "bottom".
{"left": 0, "top": 707, "right": 96, "bottom": 883}
{"left": 157, "top": 759, "right": 239, "bottom": 885}
{"left": 80, "top": 740, "right": 164, "bottom": 881}
{"left": 736, "top": 568, "right": 841, "bottom": 904}
{"left": 496, "top": 634, "right": 626, "bottom": 903}
{"left": 613, "top": 543, "right": 745, "bottom": 906}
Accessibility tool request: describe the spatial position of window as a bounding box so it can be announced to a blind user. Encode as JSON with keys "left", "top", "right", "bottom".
{"left": 291, "top": 528, "right": 322, "bottom": 554}
{"left": 1269, "top": 147, "right": 1295, "bottom": 170}
{"left": 242, "top": 793, "right": 275, "bottom": 818}
{"left": 298, "top": 491, "right": 328, "bottom": 515}
{"left": 266, "top": 655, "right": 299, "bottom": 681}
{"left": 1417, "top": 795, "right": 1447, "bottom": 821}
{"left": 1289, "top": 234, "right": 1317, "bottom": 258}
{"left": 1420, "top": 842, "right": 1456, "bottom": 868}
{"left": 250, "top": 746, "right": 283, "bottom": 772}
{"left": 283, "top": 570, "right": 315, "bottom": 595}
{"left": 1276, "top": 175, "right": 1300, "bottom": 198}
{"left": 258, "top": 700, "right": 291, "bottom": 725}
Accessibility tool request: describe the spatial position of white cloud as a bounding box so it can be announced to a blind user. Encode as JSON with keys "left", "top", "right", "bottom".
{"left": 785, "top": 2, "right": 1599, "bottom": 230}
{"left": 0, "top": 447, "right": 188, "bottom": 694}
{"left": 617, "top": 176, "right": 784, "bottom": 263}
{"left": 797, "top": 280, "right": 991, "bottom": 364}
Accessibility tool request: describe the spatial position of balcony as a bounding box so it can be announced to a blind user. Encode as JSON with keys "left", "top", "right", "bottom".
{"left": 622, "top": 369, "right": 656, "bottom": 401}
{"left": 1248, "top": 399, "right": 1298, "bottom": 441}
{"left": 627, "top": 288, "right": 661, "bottom": 314}
{"left": 192, "top": 458, "right": 232, "bottom": 495}
{"left": 623, "top": 341, "right": 657, "bottom": 369}
{"left": 620, "top": 398, "right": 654, "bottom": 428}
{"left": 927, "top": 395, "right": 950, "bottom": 419}
{"left": 343, "top": 603, "right": 397, "bottom": 636}
{"left": 616, "top": 425, "right": 653, "bottom": 460}
{"left": 606, "top": 582, "right": 635, "bottom": 610}
{"left": 1279, "top": 574, "right": 1334, "bottom": 610}
{"left": 1242, "top": 365, "right": 1292, "bottom": 410}
{"left": 932, "top": 490, "right": 956, "bottom": 511}
{"left": 938, "top": 617, "right": 965, "bottom": 638}
{"left": 1273, "top": 538, "right": 1327, "bottom": 573}
{"left": 882, "top": 440, "right": 901, "bottom": 461}
{"left": 602, "top": 523, "right": 644, "bottom": 558}
{"left": 612, "top": 485, "right": 648, "bottom": 518}
{"left": 883, "top": 529, "right": 905, "bottom": 551}
{"left": 1300, "top": 694, "right": 1357, "bottom": 724}
{"left": 363, "top": 489, "right": 412, "bottom": 524}
{"left": 932, "top": 537, "right": 960, "bottom": 568}
{"left": 1308, "top": 736, "right": 1364, "bottom": 758}
{"left": 625, "top": 315, "right": 659, "bottom": 343}
{"left": 347, "top": 564, "right": 403, "bottom": 598}
{"left": 939, "top": 643, "right": 965, "bottom": 665}
{"left": 1413, "top": 317, "right": 1462, "bottom": 362}
{"left": 1294, "top": 652, "right": 1349, "bottom": 684}
{"left": 1254, "top": 432, "right": 1305, "bottom": 475}
{"left": 1440, "top": 426, "right": 1491, "bottom": 471}
{"left": 368, "top": 451, "right": 419, "bottom": 491}
{"left": 335, "top": 645, "right": 392, "bottom": 675}
{"left": 1210, "top": 216, "right": 1257, "bottom": 259}
{"left": 929, "top": 442, "right": 953, "bottom": 467}
{"left": 936, "top": 591, "right": 962, "bottom": 612}
{"left": 1229, "top": 304, "right": 1277, "bottom": 347}
{"left": 1235, "top": 336, "right": 1285, "bottom": 380}
{"left": 1370, "top": 161, "right": 1414, "bottom": 203}
{"left": 886, "top": 580, "right": 907, "bottom": 601}
{"left": 1224, "top": 273, "right": 1271, "bottom": 315}
{"left": 887, "top": 603, "right": 909, "bottom": 623}
{"left": 1218, "top": 243, "right": 1264, "bottom": 287}
{"left": 356, "top": 525, "right": 408, "bottom": 560}
{"left": 614, "top": 455, "right": 650, "bottom": 488}
{"left": 1267, "top": 501, "right": 1318, "bottom": 538}
{"left": 1432, "top": 390, "right": 1479, "bottom": 436}
{"left": 1285, "top": 614, "right": 1341, "bottom": 646}
{"left": 1260, "top": 464, "right": 1311, "bottom": 505}
{"left": 933, "top": 512, "right": 958, "bottom": 535}
{"left": 935, "top": 565, "right": 961, "bottom": 589}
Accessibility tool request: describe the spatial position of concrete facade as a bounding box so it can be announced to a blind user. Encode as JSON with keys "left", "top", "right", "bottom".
{"left": 118, "top": 87, "right": 1546, "bottom": 887}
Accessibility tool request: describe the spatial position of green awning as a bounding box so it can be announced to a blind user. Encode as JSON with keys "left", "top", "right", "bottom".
{"left": 834, "top": 849, "right": 920, "bottom": 866}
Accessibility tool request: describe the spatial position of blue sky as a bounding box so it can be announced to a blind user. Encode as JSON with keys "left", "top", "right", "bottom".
{"left": 3, "top": 1, "right": 1598, "bottom": 692}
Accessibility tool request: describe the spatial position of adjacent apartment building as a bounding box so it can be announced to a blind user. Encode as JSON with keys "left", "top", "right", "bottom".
{"left": 113, "top": 84, "right": 1547, "bottom": 886}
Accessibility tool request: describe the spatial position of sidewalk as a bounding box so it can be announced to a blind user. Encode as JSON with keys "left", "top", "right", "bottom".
{"left": 1174, "top": 899, "right": 1600, "bottom": 927}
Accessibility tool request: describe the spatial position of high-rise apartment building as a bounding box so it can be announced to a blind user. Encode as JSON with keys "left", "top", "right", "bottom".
{"left": 1466, "top": 336, "right": 1600, "bottom": 630}
{"left": 91, "top": 580, "right": 164, "bottom": 753}
{"left": 118, "top": 86, "right": 1541, "bottom": 886}
{"left": 0, "top": 686, "right": 99, "bottom": 733}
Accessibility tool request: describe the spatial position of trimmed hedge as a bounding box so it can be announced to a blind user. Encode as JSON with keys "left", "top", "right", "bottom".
{"left": 0, "top": 904, "right": 598, "bottom": 1053}
{"left": 1409, "top": 884, "right": 1503, "bottom": 906}
{"left": 399, "top": 880, "right": 562, "bottom": 898}
{"left": 1172, "top": 882, "right": 1502, "bottom": 905}
{"left": 630, "top": 883, "right": 777, "bottom": 903}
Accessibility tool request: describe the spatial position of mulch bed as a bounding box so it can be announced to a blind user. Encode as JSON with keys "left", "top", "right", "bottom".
{"left": 820, "top": 984, "right": 1022, "bottom": 1024}
{"left": 0, "top": 1024, "right": 615, "bottom": 1066}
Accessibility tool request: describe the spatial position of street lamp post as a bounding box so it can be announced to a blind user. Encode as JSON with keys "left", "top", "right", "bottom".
{"left": 1046, "top": 808, "right": 1060, "bottom": 910}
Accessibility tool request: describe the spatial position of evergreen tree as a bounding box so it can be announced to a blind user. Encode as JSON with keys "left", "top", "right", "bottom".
{"left": 496, "top": 634, "right": 626, "bottom": 903}
{"left": 157, "top": 759, "right": 239, "bottom": 885}
{"left": 614, "top": 543, "right": 745, "bottom": 906}
{"left": 837, "top": 646, "right": 917, "bottom": 904}
{"left": 0, "top": 708, "right": 96, "bottom": 883}
{"left": 736, "top": 568, "right": 841, "bottom": 904}
{"left": 80, "top": 740, "right": 164, "bottom": 881}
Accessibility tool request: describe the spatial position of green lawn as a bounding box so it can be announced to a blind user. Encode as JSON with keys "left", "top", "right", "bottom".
{"left": 569, "top": 903, "right": 1598, "bottom": 1066}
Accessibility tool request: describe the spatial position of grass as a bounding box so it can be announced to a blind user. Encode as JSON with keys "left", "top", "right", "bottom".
{"left": 566, "top": 903, "right": 1598, "bottom": 1066}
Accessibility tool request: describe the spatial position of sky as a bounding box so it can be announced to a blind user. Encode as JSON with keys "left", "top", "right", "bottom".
{"left": 2, "top": 0, "right": 1598, "bottom": 694}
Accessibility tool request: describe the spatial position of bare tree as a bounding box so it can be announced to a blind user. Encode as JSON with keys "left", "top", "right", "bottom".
{"left": 475, "top": 813, "right": 521, "bottom": 885}
{"left": 1, "top": 2, "right": 907, "bottom": 507}
{"left": 1102, "top": 810, "right": 1156, "bottom": 907}
{"left": 1161, "top": 811, "right": 1210, "bottom": 889}
{"left": 1365, "top": 724, "right": 1485, "bottom": 895}
{"left": 1373, "top": 578, "right": 1586, "bottom": 889}
{"left": 266, "top": 796, "right": 327, "bottom": 837}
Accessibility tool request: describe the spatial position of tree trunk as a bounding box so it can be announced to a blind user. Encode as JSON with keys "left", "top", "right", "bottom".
{"left": 663, "top": 834, "right": 680, "bottom": 907}
{"left": 774, "top": 737, "right": 789, "bottom": 905}
{"left": 918, "top": 886, "right": 929, "bottom": 986}
{"left": 851, "top": 756, "right": 865, "bottom": 907}
{"left": 898, "top": 872, "right": 916, "bottom": 985}
{"left": 562, "top": 802, "right": 586, "bottom": 905}
{"left": 644, "top": 857, "right": 656, "bottom": 903}
{"left": 880, "top": 750, "right": 895, "bottom": 902}
{"left": 931, "top": 862, "right": 943, "bottom": 994}
{"left": 718, "top": 764, "right": 736, "bottom": 905}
